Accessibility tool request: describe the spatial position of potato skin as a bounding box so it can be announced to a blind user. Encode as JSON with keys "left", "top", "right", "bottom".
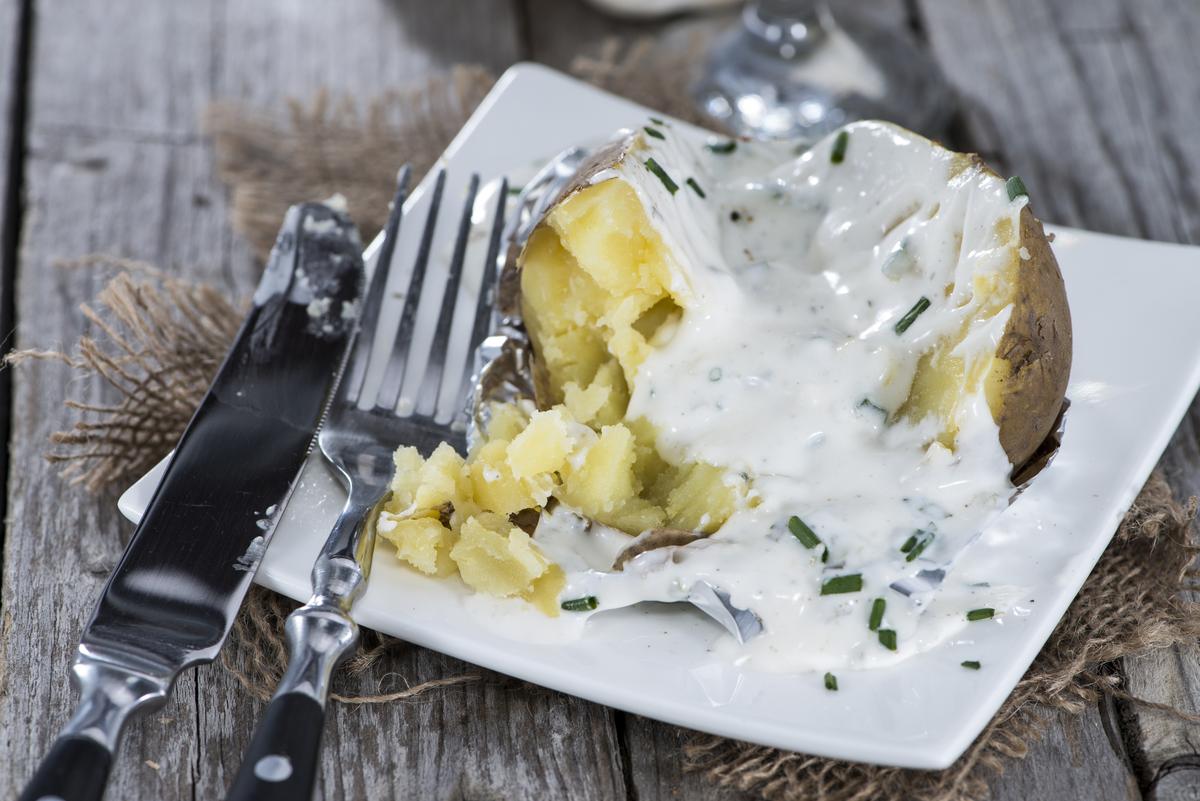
{"left": 991, "top": 208, "right": 1073, "bottom": 470}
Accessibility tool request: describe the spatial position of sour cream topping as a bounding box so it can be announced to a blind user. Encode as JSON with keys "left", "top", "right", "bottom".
{"left": 537, "top": 122, "right": 1036, "bottom": 672}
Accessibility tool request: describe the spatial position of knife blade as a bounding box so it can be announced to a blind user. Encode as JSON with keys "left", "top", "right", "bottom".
{"left": 19, "top": 201, "right": 364, "bottom": 801}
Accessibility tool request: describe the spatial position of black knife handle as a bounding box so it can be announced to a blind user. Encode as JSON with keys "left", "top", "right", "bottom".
{"left": 19, "top": 734, "right": 112, "bottom": 801}
{"left": 224, "top": 692, "right": 325, "bottom": 801}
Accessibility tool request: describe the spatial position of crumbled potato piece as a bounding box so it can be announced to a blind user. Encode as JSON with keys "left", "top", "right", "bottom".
{"left": 486, "top": 401, "right": 530, "bottom": 442}
{"left": 469, "top": 439, "right": 543, "bottom": 514}
{"left": 507, "top": 409, "right": 573, "bottom": 480}
{"left": 378, "top": 516, "right": 457, "bottom": 577}
{"left": 388, "top": 447, "right": 426, "bottom": 513}
{"left": 450, "top": 513, "right": 556, "bottom": 605}
{"left": 665, "top": 463, "right": 739, "bottom": 533}
{"left": 414, "top": 442, "right": 470, "bottom": 511}
{"left": 559, "top": 424, "right": 639, "bottom": 517}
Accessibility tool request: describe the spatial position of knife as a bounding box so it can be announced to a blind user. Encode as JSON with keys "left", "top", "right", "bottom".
{"left": 18, "top": 201, "right": 364, "bottom": 801}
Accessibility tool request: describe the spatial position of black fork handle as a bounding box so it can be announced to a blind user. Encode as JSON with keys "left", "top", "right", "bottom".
{"left": 19, "top": 734, "right": 113, "bottom": 801}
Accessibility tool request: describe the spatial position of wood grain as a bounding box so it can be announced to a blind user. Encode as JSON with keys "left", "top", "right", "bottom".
{"left": 0, "top": 0, "right": 21, "bottom": 248}
{"left": 989, "top": 703, "right": 1142, "bottom": 801}
{"left": 916, "top": 0, "right": 1200, "bottom": 798}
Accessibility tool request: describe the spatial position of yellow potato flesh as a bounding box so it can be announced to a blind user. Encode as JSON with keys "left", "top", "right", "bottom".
{"left": 377, "top": 179, "right": 745, "bottom": 614}
{"left": 898, "top": 222, "right": 1021, "bottom": 448}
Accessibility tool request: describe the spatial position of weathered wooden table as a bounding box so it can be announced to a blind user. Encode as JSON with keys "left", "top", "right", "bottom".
{"left": 1, "top": 1, "right": 1197, "bottom": 798}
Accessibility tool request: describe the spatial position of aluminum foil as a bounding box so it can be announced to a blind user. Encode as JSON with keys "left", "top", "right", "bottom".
{"left": 464, "top": 147, "right": 591, "bottom": 451}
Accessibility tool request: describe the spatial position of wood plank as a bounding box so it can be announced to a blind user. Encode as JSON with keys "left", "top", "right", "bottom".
{"left": 216, "top": 0, "right": 521, "bottom": 106}
{"left": 0, "top": 1, "right": 629, "bottom": 799}
{"left": 0, "top": 130, "right": 232, "bottom": 801}
{"left": 916, "top": 0, "right": 1200, "bottom": 797}
{"left": 622, "top": 716, "right": 759, "bottom": 801}
{"left": 989, "top": 704, "right": 1141, "bottom": 801}
{"left": 0, "top": 0, "right": 21, "bottom": 245}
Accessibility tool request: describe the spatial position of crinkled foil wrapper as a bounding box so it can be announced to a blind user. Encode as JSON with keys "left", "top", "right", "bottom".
{"left": 461, "top": 144, "right": 1069, "bottom": 497}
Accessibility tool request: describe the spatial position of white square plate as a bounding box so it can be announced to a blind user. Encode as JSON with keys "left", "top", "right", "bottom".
{"left": 119, "top": 64, "right": 1200, "bottom": 769}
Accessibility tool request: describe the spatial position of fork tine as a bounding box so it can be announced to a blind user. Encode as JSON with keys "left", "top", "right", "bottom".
{"left": 374, "top": 168, "right": 446, "bottom": 412}
{"left": 414, "top": 173, "right": 481, "bottom": 417}
{"left": 342, "top": 165, "right": 411, "bottom": 406}
{"left": 453, "top": 178, "right": 507, "bottom": 407}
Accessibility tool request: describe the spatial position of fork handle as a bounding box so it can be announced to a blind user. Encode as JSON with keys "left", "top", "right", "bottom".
{"left": 224, "top": 691, "right": 325, "bottom": 801}
{"left": 18, "top": 735, "right": 112, "bottom": 801}
{"left": 224, "top": 600, "right": 360, "bottom": 801}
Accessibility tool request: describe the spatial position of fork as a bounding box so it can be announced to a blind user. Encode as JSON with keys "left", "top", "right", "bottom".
{"left": 224, "top": 165, "right": 507, "bottom": 801}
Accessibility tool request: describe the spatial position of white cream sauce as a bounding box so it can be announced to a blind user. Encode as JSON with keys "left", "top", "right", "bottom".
{"left": 535, "top": 122, "right": 1036, "bottom": 672}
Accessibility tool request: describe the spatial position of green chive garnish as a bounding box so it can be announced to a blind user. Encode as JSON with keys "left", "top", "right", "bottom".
{"left": 858, "top": 398, "right": 887, "bottom": 418}
{"left": 961, "top": 660, "right": 982, "bottom": 670}
{"left": 507, "top": 185, "right": 524, "bottom": 195}
{"left": 830, "top": 130, "right": 849, "bottom": 164}
{"left": 644, "top": 126, "right": 666, "bottom": 140}
{"left": 966, "top": 607, "right": 995, "bottom": 621}
{"left": 878, "top": 629, "right": 898, "bottom": 651}
{"left": 868, "top": 598, "right": 886, "bottom": 631}
{"left": 824, "top": 672, "right": 838, "bottom": 691}
{"left": 894, "top": 296, "right": 931, "bottom": 334}
{"left": 686, "top": 177, "right": 707, "bottom": 198}
{"left": 1006, "top": 176, "right": 1027, "bottom": 201}
{"left": 788, "top": 516, "right": 821, "bottom": 549}
{"left": 650, "top": 117, "right": 666, "bottom": 125}
{"left": 905, "top": 531, "right": 934, "bottom": 563}
{"left": 644, "top": 158, "right": 679, "bottom": 195}
{"left": 707, "top": 140, "right": 737, "bottom": 154}
{"left": 821, "top": 546, "right": 830, "bottom": 564}
{"left": 900, "top": 534, "right": 918, "bottom": 553}
{"left": 562, "top": 596, "right": 599, "bottom": 612}
{"left": 820, "top": 574, "right": 863, "bottom": 595}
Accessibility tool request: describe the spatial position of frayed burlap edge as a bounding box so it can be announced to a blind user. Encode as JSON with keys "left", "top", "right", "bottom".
{"left": 10, "top": 43, "right": 1200, "bottom": 800}
{"left": 206, "top": 65, "right": 497, "bottom": 262}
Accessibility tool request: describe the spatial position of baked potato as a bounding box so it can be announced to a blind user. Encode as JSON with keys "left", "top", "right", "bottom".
{"left": 378, "top": 119, "right": 1072, "bottom": 628}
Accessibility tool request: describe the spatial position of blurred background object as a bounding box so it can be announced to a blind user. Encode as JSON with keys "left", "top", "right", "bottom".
{"left": 582, "top": 0, "right": 953, "bottom": 140}
{"left": 692, "top": 1, "right": 952, "bottom": 139}
{"left": 584, "top": 0, "right": 740, "bottom": 17}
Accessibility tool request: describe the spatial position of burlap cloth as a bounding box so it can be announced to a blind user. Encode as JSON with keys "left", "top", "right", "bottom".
{"left": 12, "top": 40, "right": 1200, "bottom": 801}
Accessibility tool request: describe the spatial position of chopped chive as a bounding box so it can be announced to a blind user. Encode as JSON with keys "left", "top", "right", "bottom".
{"left": 858, "top": 398, "right": 887, "bottom": 417}
{"left": 820, "top": 573, "right": 863, "bottom": 595}
{"left": 878, "top": 629, "right": 898, "bottom": 651}
{"left": 961, "top": 660, "right": 982, "bottom": 670}
{"left": 830, "top": 130, "right": 850, "bottom": 164}
{"left": 966, "top": 607, "right": 995, "bottom": 621}
{"left": 1006, "top": 176, "right": 1028, "bottom": 201}
{"left": 644, "top": 158, "right": 679, "bottom": 195}
{"left": 788, "top": 516, "right": 822, "bottom": 549}
{"left": 900, "top": 534, "right": 918, "bottom": 553}
{"left": 824, "top": 672, "right": 839, "bottom": 691}
{"left": 561, "top": 596, "right": 599, "bottom": 612}
{"left": 644, "top": 126, "right": 666, "bottom": 140}
{"left": 507, "top": 185, "right": 524, "bottom": 195}
{"left": 894, "top": 296, "right": 931, "bottom": 335}
{"left": 686, "top": 177, "right": 707, "bottom": 198}
{"left": 905, "top": 531, "right": 934, "bottom": 563}
{"left": 707, "top": 139, "right": 738, "bottom": 154}
{"left": 868, "top": 598, "right": 886, "bottom": 631}
{"left": 650, "top": 116, "right": 666, "bottom": 125}
{"left": 821, "top": 546, "right": 830, "bottom": 564}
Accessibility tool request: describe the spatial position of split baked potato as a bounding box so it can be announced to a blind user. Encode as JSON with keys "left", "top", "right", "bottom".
{"left": 377, "top": 119, "right": 1072, "bottom": 616}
